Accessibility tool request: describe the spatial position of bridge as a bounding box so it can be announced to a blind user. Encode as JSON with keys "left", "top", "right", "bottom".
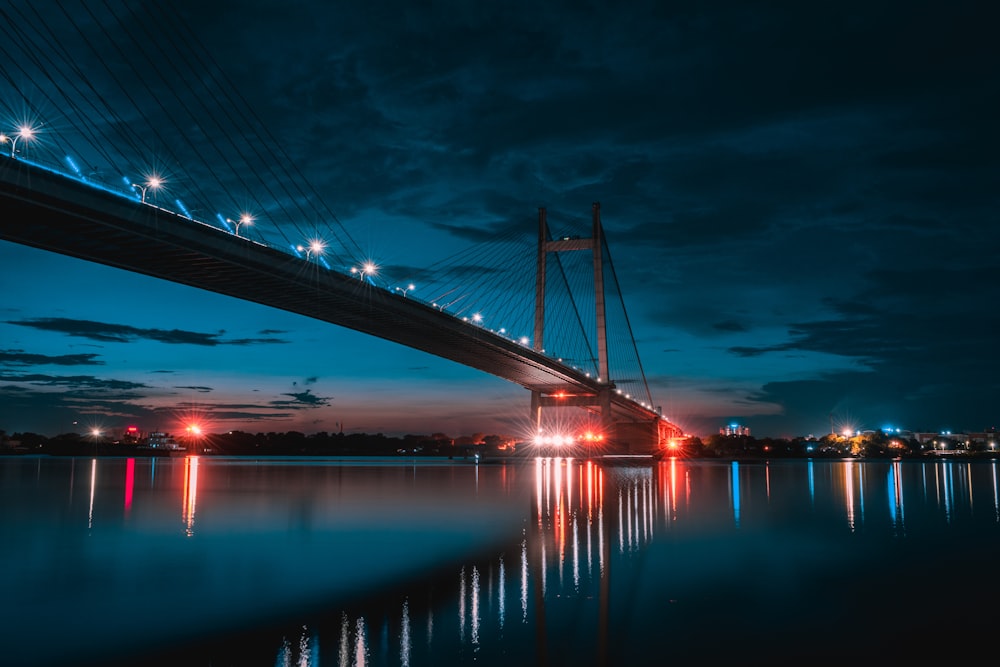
{"left": 0, "top": 4, "right": 682, "bottom": 453}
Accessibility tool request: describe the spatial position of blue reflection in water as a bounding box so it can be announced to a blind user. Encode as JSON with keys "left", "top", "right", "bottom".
{"left": 731, "top": 460, "right": 740, "bottom": 527}
{"left": 808, "top": 458, "right": 815, "bottom": 506}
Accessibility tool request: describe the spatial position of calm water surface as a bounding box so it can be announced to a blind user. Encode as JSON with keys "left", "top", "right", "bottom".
{"left": 3, "top": 455, "right": 999, "bottom": 666}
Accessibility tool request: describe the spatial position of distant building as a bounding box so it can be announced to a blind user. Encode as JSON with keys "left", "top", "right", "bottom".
{"left": 721, "top": 423, "right": 750, "bottom": 437}
{"left": 912, "top": 429, "right": 999, "bottom": 451}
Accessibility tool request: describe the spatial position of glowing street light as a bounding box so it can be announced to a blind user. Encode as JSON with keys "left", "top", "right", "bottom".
{"left": 297, "top": 239, "right": 325, "bottom": 261}
{"left": 1, "top": 124, "right": 37, "bottom": 158}
{"left": 227, "top": 213, "right": 254, "bottom": 237}
{"left": 351, "top": 260, "right": 378, "bottom": 281}
{"left": 131, "top": 176, "right": 163, "bottom": 203}
{"left": 395, "top": 283, "right": 415, "bottom": 297}
{"left": 471, "top": 312, "right": 484, "bottom": 324}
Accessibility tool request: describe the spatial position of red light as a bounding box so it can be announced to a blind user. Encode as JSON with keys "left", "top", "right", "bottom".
{"left": 127, "top": 426, "right": 138, "bottom": 433}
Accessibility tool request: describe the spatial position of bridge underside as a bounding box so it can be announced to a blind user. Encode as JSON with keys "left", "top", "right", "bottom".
{"left": 0, "top": 160, "right": 677, "bottom": 449}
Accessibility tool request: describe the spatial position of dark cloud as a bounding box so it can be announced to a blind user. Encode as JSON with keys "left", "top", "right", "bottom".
{"left": 272, "top": 390, "right": 332, "bottom": 408}
{"left": 175, "top": 386, "right": 213, "bottom": 393}
{"left": 712, "top": 322, "right": 747, "bottom": 334}
{"left": 0, "top": 373, "right": 148, "bottom": 390}
{"left": 7, "top": 318, "right": 290, "bottom": 346}
{"left": 0, "top": 350, "right": 104, "bottom": 367}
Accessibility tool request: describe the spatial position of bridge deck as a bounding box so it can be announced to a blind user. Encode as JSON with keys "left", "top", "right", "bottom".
{"left": 0, "top": 159, "right": 665, "bottom": 425}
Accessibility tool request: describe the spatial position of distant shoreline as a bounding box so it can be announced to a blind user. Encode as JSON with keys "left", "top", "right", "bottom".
{"left": 3, "top": 448, "right": 999, "bottom": 463}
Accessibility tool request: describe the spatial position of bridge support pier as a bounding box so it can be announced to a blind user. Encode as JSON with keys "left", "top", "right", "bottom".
{"left": 530, "top": 390, "right": 542, "bottom": 432}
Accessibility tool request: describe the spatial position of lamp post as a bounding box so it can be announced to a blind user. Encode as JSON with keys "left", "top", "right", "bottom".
{"left": 351, "top": 261, "right": 378, "bottom": 282}
{"left": 227, "top": 213, "right": 254, "bottom": 237}
{"left": 395, "top": 283, "right": 415, "bottom": 297}
{"left": 131, "top": 176, "right": 163, "bottom": 203}
{"left": 297, "top": 239, "right": 325, "bottom": 262}
{"left": 1, "top": 124, "right": 36, "bottom": 158}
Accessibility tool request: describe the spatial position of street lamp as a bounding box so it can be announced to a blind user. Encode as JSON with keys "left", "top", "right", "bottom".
{"left": 227, "top": 213, "right": 254, "bottom": 237}
{"left": 395, "top": 283, "right": 415, "bottom": 297}
{"left": 1, "top": 124, "right": 37, "bottom": 158}
{"left": 351, "top": 261, "right": 378, "bottom": 281}
{"left": 131, "top": 176, "right": 163, "bottom": 203}
{"left": 297, "top": 239, "right": 325, "bottom": 261}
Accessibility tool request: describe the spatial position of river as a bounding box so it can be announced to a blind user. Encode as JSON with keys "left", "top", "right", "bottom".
{"left": 2, "top": 455, "right": 999, "bottom": 666}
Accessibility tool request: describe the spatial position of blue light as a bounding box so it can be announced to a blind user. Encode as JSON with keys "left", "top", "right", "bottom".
{"left": 731, "top": 461, "right": 740, "bottom": 528}
{"left": 887, "top": 465, "right": 897, "bottom": 520}
{"left": 64, "top": 156, "right": 82, "bottom": 177}
{"left": 216, "top": 213, "right": 232, "bottom": 232}
{"left": 291, "top": 244, "right": 303, "bottom": 258}
{"left": 175, "top": 199, "right": 192, "bottom": 218}
{"left": 319, "top": 257, "right": 331, "bottom": 269}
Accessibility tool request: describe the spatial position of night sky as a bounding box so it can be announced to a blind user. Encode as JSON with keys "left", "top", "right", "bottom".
{"left": 1, "top": 0, "right": 997, "bottom": 441}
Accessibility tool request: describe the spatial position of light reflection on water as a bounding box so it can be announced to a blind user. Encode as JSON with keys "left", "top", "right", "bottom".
{"left": 2, "top": 455, "right": 1000, "bottom": 666}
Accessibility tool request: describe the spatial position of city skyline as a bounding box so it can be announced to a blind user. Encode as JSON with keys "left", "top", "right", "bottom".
{"left": 2, "top": 0, "right": 998, "bottom": 440}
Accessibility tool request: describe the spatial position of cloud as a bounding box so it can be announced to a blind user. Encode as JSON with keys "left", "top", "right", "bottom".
{"left": 7, "top": 318, "right": 292, "bottom": 346}
{"left": 713, "top": 321, "right": 747, "bottom": 334}
{"left": 272, "top": 389, "right": 333, "bottom": 408}
{"left": 0, "top": 372, "right": 149, "bottom": 390}
{"left": 0, "top": 350, "right": 104, "bottom": 367}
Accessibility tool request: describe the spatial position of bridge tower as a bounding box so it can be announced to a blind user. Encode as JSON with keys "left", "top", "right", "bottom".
{"left": 530, "top": 202, "right": 615, "bottom": 438}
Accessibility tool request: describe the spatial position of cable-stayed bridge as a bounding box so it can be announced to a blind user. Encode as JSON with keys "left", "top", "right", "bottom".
{"left": 0, "top": 3, "right": 682, "bottom": 452}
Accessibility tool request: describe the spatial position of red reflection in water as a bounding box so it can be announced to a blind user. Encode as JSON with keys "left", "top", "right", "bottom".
{"left": 124, "top": 458, "right": 135, "bottom": 516}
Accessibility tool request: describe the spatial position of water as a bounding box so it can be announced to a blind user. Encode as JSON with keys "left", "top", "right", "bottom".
{"left": 2, "top": 455, "right": 999, "bottom": 666}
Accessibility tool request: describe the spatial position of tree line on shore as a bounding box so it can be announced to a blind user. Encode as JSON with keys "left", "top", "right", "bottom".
{"left": 0, "top": 429, "right": 514, "bottom": 457}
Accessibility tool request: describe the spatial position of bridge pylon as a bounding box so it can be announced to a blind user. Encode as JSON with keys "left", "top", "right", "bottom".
{"left": 531, "top": 203, "right": 617, "bottom": 442}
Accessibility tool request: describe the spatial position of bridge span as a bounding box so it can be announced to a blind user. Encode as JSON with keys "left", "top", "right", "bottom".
{"left": 0, "top": 158, "right": 681, "bottom": 451}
